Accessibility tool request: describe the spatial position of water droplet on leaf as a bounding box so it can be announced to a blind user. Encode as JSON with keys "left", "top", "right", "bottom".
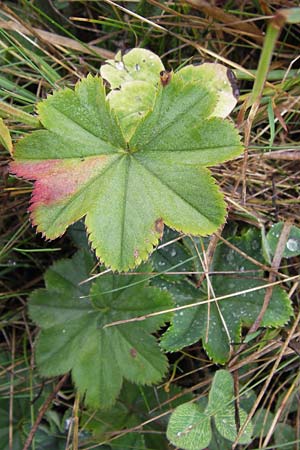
{"left": 286, "top": 238, "right": 299, "bottom": 252}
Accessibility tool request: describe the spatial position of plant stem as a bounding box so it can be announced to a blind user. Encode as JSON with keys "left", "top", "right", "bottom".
{"left": 248, "top": 24, "right": 280, "bottom": 108}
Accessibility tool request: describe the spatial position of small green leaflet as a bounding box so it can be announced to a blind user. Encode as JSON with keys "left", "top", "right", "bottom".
{"left": 167, "top": 403, "right": 211, "bottom": 450}
{"left": 167, "top": 370, "right": 253, "bottom": 450}
{"left": 10, "top": 49, "right": 243, "bottom": 271}
{"left": 29, "top": 251, "right": 173, "bottom": 409}
{"left": 160, "top": 229, "right": 293, "bottom": 363}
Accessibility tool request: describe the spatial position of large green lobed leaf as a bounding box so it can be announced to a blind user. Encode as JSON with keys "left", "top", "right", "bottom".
{"left": 10, "top": 51, "right": 243, "bottom": 271}
{"left": 160, "top": 229, "right": 293, "bottom": 363}
{"left": 29, "top": 251, "right": 173, "bottom": 409}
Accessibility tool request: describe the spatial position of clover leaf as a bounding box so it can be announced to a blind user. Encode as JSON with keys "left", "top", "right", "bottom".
{"left": 10, "top": 51, "right": 243, "bottom": 271}
{"left": 160, "top": 229, "right": 293, "bottom": 363}
{"left": 167, "top": 370, "right": 253, "bottom": 450}
{"left": 29, "top": 251, "right": 173, "bottom": 409}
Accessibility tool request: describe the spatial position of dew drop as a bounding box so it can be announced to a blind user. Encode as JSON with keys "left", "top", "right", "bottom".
{"left": 188, "top": 424, "right": 193, "bottom": 430}
{"left": 286, "top": 238, "right": 299, "bottom": 252}
{"left": 170, "top": 248, "right": 177, "bottom": 257}
{"left": 158, "top": 261, "right": 166, "bottom": 266}
{"left": 8, "top": 259, "right": 17, "bottom": 266}
{"left": 116, "top": 61, "right": 124, "bottom": 70}
{"left": 176, "top": 431, "right": 182, "bottom": 437}
{"left": 135, "top": 63, "right": 140, "bottom": 71}
{"left": 62, "top": 329, "right": 66, "bottom": 333}
{"left": 64, "top": 418, "right": 72, "bottom": 431}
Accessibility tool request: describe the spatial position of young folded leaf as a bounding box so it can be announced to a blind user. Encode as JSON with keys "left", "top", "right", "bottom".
{"left": 10, "top": 51, "right": 243, "bottom": 271}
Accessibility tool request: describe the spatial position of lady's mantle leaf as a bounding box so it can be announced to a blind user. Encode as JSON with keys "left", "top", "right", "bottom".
{"left": 151, "top": 227, "right": 195, "bottom": 280}
{"left": 10, "top": 66, "right": 243, "bottom": 271}
{"left": 29, "top": 251, "right": 173, "bottom": 409}
{"left": 160, "top": 229, "right": 293, "bottom": 363}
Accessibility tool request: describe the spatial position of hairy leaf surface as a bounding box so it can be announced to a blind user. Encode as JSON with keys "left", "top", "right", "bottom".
{"left": 29, "top": 251, "right": 172, "bottom": 408}
{"left": 167, "top": 403, "right": 211, "bottom": 450}
{"left": 207, "top": 370, "right": 253, "bottom": 444}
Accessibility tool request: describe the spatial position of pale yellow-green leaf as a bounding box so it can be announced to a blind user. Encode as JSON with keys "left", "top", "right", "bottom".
{"left": 100, "top": 48, "right": 164, "bottom": 89}
{"left": 178, "top": 63, "right": 238, "bottom": 118}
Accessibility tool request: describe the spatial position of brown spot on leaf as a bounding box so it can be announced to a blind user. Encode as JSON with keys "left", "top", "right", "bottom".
{"left": 160, "top": 70, "right": 172, "bottom": 87}
{"left": 130, "top": 348, "right": 137, "bottom": 358}
{"left": 154, "top": 218, "right": 164, "bottom": 237}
